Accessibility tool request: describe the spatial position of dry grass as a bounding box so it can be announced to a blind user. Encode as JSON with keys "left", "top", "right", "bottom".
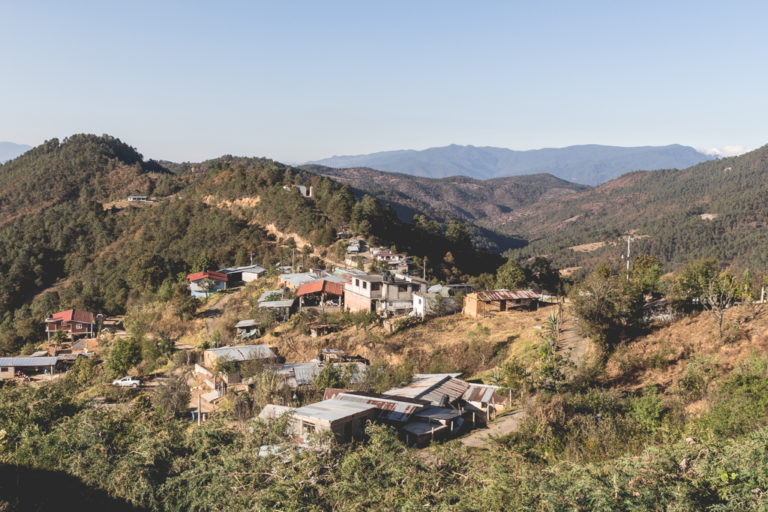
{"left": 605, "top": 305, "right": 768, "bottom": 392}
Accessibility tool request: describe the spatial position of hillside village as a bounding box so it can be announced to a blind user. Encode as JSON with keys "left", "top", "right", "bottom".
{"left": 4, "top": 137, "right": 768, "bottom": 510}
{"left": 1, "top": 228, "right": 547, "bottom": 448}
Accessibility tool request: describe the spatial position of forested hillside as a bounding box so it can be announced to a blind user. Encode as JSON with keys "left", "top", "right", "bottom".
{"left": 0, "top": 135, "right": 502, "bottom": 355}
{"left": 503, "top": 144, "right": 768, "bottom": 271}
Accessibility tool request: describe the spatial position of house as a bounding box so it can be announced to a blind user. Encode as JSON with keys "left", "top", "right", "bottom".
{"left": 427, "top": 283, "right": 475, "bottom": 297}
{"left": 282, "top": 184, "right": 313, "bottom": 198}
{"left": 203, "top": 344, "right": 276, "bottom": 369}
{"left": 234, "top": 320, "right": 260, "bottom": 341}
{"left": 259, "top": 298, "right": 297, "bottom": 322}
{"left": 462, "top": 289, "right": 540, "bottom": 319}
{"left": 203, "top": 344, "right": 277, "bottom": 383}
{"left": 187, "top": 270, "right": 228, "bottom": 298}
{"left": 412, "top": 292, "right": 458, "bottom": 318}
{"left": 279, "top": 272, "right": 319, "bottom": 290}
{"left": 45, "top": 309, "right": 95, "bottom": 340}
{"left": 0, "top": 356, "right": 60, "bottom": 379}
{"left": 297, "top": 279, "right": 345, "bottom": 309}
{"left": 288, "top": 398, "right": 377, "bottom": 443}
{"left": 127, "top": 195, "right": 150, "bottom": 202}
{"left": 344, "top": 273, "right": 427, "bottom": 316}
{"left": 273, "top": 362, "right": 321, "bottom": 389}
{"left": 218, "top": 264, "right": 266, "bottom": 284}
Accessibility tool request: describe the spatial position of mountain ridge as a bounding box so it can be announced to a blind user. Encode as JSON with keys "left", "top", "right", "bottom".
{"left": 0, "top": 141, "right": 32, "bottom": 163}
{"left": 306, "top": 143, "right": 714, "bottom": 185}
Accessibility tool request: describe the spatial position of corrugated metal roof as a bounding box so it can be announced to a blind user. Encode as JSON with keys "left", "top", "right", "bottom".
{"left": 0, "top": 357, "right": 58, "bottom": 367}
{"left": 187, "top": 270, "right": 228, "bottom": 282}
{"left": 476, "top": 289, "right": 539, "bottom": 302}
{"left": 292, "top": 399, "right": 376, "bottom": 423}
{"left": 334, "top": 391, "right": 428, "bottom": 422}
{"left": 385, "top": 376, "right": 470, "bottom": 406}
{"left": 258, "top": 289, "right": 284, "bottom": 303}
{"left": 206, "top": 344, "right": 275, "bottom": 362}
{"left": 235, "top": 319, "right": 258, "bottom": 328}
{"left": 413, "top": 406, "right": 463, "bottom": 421}
{"left": 276, "top": 362, "right": 320, "bottom": 386}
{"left": 219, "top": 264, "right": 266, "bottom": 274}
{"left": 280, "top": 273, "right": 319, "bottom": 288}
{"left": 259, "top": 299, "right": 296, "bottom": 308}
{"left": 413, "top": 373, "right": 463, "bottom": 380}
{"left": 463, "top": 383, "right": 507, "bottom": 405}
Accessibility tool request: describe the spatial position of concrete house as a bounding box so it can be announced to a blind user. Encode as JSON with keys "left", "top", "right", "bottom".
{"left": 412, "top": 292, "right": 458, "bottom": 318}
{"left": 344, "top": 273, "right": 427, "bottom": 316}
{"left": 45, "top": 309, "right": 95, "bottom": 340}
{"left": 187, "top": 270, "right": 228, "bottom": 298}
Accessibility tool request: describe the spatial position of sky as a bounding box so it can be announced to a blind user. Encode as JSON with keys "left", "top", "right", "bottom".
{"left": 1, "top": 1, "right": 766, "bottom": 163}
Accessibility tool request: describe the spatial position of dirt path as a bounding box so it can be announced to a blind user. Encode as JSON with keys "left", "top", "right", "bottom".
{"left": 459, "top": 407, "right": 527, "bottom": 447}
{"left": 202, "top": 291, "right": 239, "bottom": 334}
{"left": 557, "top": 316, "right": 587, "bottom": 368}
{"left": 459, "top": 315, "right": 588, "bottom": 448}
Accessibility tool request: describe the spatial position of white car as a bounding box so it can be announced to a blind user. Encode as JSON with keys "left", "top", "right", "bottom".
{"left": 112, "top": 376, "right": 142, "bottom": 388}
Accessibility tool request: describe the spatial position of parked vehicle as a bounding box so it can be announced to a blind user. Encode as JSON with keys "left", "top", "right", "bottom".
{"left": 112, "top": 376, "right": 142, "bottom": 388}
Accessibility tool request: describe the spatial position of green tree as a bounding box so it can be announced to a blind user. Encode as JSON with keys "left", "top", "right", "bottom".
{"left": 153, "top": 374, "right": 191, "bottom": 417}
{"left": 106, "top": 337, "right": 142, "bottom": 377}
{"left": 496, "top": 259, "right": 527, "bottom": 289}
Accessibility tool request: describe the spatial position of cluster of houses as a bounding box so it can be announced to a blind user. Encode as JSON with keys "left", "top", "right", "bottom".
{"left": 259, "top": 372, "right": 509, "bottom": 447}
{"left": 1, "top": 309, "right": 99, "bottom": 380}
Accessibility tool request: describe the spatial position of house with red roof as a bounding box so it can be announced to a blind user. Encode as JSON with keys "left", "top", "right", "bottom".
{"left": 187, "top": 270, "right": 228, "bottom": 298}
{"left": 45, "top": 309, "right": 95, "bottom": 340}
{"left": 297, "top": 279, "right": 345, "bottom": 309}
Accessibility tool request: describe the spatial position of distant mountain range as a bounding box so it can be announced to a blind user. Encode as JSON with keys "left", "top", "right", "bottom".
{"left": 306, "top": 144, "right": 714, "bottom": 186}
{"left": 0, "top": 141, "right": 32, "bottom": 163}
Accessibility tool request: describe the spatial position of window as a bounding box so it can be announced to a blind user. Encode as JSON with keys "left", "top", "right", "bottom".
{"left": 354, "top": 279, "right": 359, "bottom": 287}
{"left": 76, "top": 323, "right": 82, "bottom": 329}
{"left": 371, "top": 283, "right": 381, "bottom": 291}
{"left": 362, "top": 281, "right": 367, "bottom": 289}
{"left": 302, "top": 422, "right": 316, "bottom": 434}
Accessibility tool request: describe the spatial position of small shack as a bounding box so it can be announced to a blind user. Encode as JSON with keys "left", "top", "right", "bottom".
{"left": 0, "top": 356, "right": 60, "bottom": 379}
{"left": 289, "top": 398, "right": 377, "bottom": 443}
{"left": 462, "top": 289, "right": 539, "bottom": 319}
{"left": 259, "top": 298, "right": 296, "bottom": 322}
{"left": 218, "top": 265, "right": 266, "bottom": 284}
{"left": 203, "top": 344, "right": 277, "bottom": 383}
{"left": 234, "top": 320, "right": 261, "bottom": 341}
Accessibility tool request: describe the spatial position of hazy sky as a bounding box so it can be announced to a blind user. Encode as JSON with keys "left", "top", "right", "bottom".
{"left": 1, "top": 1, "right": 765, "bottom": 162}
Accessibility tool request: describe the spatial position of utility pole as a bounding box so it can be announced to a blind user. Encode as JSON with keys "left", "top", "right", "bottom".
{"left": 249, "top": 252, "right": 254, "bottom": 266}
{"left": 625, "top": 235, "right": 633, "bottom": 281}
{"left": 423, "top": 256, "right": 427, "bottom": 281}
{"left": 292, "top": 248, "right": 295, "bottom": 271}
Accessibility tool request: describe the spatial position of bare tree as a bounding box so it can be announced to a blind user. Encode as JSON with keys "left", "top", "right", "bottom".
{"left": 704, "top": 273, "right": 737, "bottom": 339}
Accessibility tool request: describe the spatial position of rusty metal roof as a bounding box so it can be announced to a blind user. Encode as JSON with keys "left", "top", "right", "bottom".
{"left": 385, "top": 375, "right": 470, "bottom": 406}
{"left": 463, "top": 383, "right": 508, "bottom": 405}
{"left": 476, "top": 289, "right": 539, "bottom": 302}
